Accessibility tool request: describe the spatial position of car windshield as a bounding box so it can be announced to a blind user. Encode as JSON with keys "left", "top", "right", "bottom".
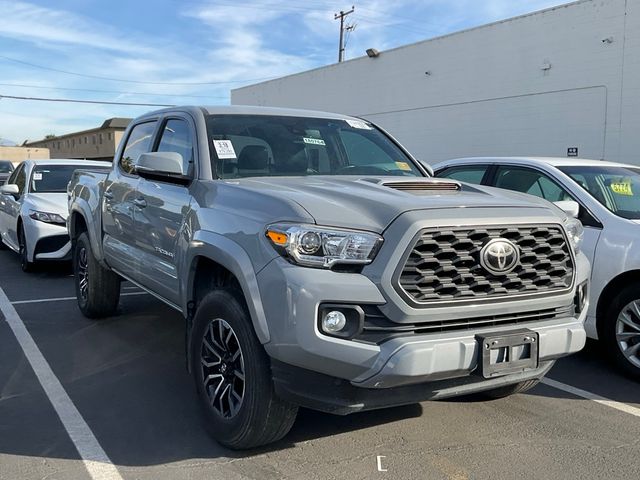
{"left": 30, "top": 164, "right": 102, "bottom": 193}
{"left": 205, "top": 114, "right": 424, "bottom": 178}
{"left": 559, "top": 165, "right": 640, "bottom": 219}
{"left": 0, "top": 161, "right": 13, "bottom": 173}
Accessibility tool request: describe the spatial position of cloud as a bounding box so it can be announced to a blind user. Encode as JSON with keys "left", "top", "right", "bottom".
{"left": 0, "top": 1, "right": 154, "bottom": 55}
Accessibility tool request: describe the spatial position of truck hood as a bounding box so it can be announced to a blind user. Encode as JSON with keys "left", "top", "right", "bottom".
{"left": 226, "top": 176, "right": 559, "bottom": 232}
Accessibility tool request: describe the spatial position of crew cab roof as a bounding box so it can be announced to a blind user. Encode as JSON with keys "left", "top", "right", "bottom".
{"left": 141, "top": 105, "right": 364, "bottom": 122}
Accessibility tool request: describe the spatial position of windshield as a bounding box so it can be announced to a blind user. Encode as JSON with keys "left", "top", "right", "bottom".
{"left": 30, "top": 164, "right": 107, "bottom": 193}
{"left": 205, "top": 114, "right": 424, "bottom": 178}
{"left": 559, "top": 165, "right": 640, "bottom": 219}
{"left": 0, "top": 161, "right": 13, "bottom": 173}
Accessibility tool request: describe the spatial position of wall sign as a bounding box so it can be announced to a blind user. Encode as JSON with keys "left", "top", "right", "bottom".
{"left": 567, "top": 147, "right": 578, "bottom": 157}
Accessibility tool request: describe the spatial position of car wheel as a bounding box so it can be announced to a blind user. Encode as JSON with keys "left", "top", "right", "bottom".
{"left": 191, "top": 290, "right": 298, "bottom": 449}
{"left": 602, "top": 285, "right": 640, "bottom": 379}
{"left": 18, "top": 226, "right": 34, "bottom": 272}
{"left": 73, "top": 232, "right": 121, "bottom": 318}
{"left": 481, "top": 379, "right": 540, "bottom": 399}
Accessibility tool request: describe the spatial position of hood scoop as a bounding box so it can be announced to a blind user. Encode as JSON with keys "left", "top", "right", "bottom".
{"left": 379, "top": 179, "right": 461, "bottom": 194}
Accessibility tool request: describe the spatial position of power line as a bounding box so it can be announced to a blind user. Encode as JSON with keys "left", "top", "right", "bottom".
{"left": 0, "top": 55, "right": 277, "bottom": 86}
{"left": 0, "top": 82, "right": 228, "bottom": 99}
{"left": 0, "top": 94, "right": 173, "bottom": 107}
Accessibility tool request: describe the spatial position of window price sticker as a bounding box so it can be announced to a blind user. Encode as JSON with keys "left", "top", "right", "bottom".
{"left": 213, "top": 140, "right": 237, "bottom": 159}
{"left": 610, "top": 181, "right": 633, "bottom": 196}
{"left": 33, "top": 172, "right": 43, "bottom": 180}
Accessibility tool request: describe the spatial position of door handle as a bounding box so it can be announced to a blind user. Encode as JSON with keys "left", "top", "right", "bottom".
{"left": 104, "top": 190, "right": 114, "bottom": 201}
{"left": 133, "top": 197, "right": 147, "bottom": 208}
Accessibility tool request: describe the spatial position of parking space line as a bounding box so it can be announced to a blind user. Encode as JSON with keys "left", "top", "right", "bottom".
{"left": 0, "top": 287, "right": 124, "bottom": 480}
{"left": 11, "top": 291, "right": 148, "bottom": 305}
{"left": 541, "top": 378, "right": 640, "bottom": 417}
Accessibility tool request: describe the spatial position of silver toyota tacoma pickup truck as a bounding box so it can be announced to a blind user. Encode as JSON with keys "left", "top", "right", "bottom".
{"left": 68, "top": 106, "right": 589, "bottom": 449}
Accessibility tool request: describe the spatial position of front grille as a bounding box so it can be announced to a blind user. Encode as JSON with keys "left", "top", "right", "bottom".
{"left": 356, "top": 304, "right": 574, "bottom": 344}
{"left": 397, "top": 225, "right": 574, "bottom": 305}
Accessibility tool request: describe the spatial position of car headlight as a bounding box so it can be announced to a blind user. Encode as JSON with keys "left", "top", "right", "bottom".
{"left": 266, "top": 224, "right": 383, "bottom": 268}
{"left": 28, "top": 209, "right": 66, "bottom": 225}
{"left": 563, "top": 216, "right": 584, "bottom": 254}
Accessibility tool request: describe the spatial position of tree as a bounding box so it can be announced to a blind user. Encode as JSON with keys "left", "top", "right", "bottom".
{"left": 44, "top": 134, "right": 57, "bottom": 139}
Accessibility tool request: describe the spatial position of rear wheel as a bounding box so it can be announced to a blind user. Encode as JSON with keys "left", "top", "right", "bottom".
{"left": 191, "top": 290, "right": 298, "bottom": 449}
{"left": 73, "top": 232, "right": 121, "bottom": 318}
{"left": 601, "top": 285, "right": 640, "bottom": 380}
{"left": 481, "top": 379, "right": 540, "bottom": 399}
{"left": 18, "top": 226, "right": 34, "bottom": 272}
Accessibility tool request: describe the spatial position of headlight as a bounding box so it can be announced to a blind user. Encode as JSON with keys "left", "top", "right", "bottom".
{"left": 563, "top": 217, "right": 584, "bottom": 254}
{"left": 266, "top": 224, "right": 383, "bottom": 268}
{"left": 28, "top": 209, "right": 66, "bottom": 225}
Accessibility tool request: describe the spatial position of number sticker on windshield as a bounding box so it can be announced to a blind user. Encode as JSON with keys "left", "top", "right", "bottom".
{"left": 303, "top": 137, "right": 325, "bottom": 146}
{"left": 610, "top": 181, "right": 633, "bottom": 196}
{"left": 213, "top": 140, "right": 237, "bottom": 159}
{"left": 345, "top": 119, "right": 372, "bottom": 130}
{"left": 33, "top": 172, "right": 43, "bottom": 181}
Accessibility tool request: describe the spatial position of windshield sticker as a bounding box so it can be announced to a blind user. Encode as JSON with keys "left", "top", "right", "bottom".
{"left": 33, "top": 172, "right": 43, "bottom": 181}
{"left": 345, "top": 119, "right": 372, "bottom": 130}
{"left": 213, "top": 140, "right": 237, "bottom": 159}
{"left": 610, "top": 181, "right": 633, "bottom": 196}
{"left": 395, "top": 161, "right": 412, "bottom": 171}
{"left": 303, "top": 137, "right": 326, "bottom": 146}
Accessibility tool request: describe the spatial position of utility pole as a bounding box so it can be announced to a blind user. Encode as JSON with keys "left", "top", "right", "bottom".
{"left": 334, "top": 6, "right": 355, "bottom": 62}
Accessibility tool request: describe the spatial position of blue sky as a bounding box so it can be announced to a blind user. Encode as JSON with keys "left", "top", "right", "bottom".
{"left": 0, "top": 0, "right": 568, "bottom": 143}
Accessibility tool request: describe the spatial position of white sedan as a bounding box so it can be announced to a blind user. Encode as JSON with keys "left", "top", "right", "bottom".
{"left": 0, "top": 159, "right": 110, "bottom": 271}
{"left": 434, "top": 156, "right": 640, "bottom": 379}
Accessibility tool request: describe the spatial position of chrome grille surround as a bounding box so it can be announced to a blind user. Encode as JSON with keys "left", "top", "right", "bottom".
{"left": 395, "top": 224, "right": 575, "bottom": 306}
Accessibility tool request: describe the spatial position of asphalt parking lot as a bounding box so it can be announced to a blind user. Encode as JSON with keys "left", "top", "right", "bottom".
{"left": 0, "top": 250, "right": 638, "bottom": 480}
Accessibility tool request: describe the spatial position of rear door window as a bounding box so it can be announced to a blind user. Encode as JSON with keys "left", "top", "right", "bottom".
{"left": 494, "top": 166, "right": 572, "bottom": 202}
{"left": 437, "top": 165, "right": 489, "bottom": 184}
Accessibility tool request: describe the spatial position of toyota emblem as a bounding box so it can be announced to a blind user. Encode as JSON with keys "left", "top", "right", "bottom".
{"left": 479, "top": 238, "right": 520, "bottom": 275}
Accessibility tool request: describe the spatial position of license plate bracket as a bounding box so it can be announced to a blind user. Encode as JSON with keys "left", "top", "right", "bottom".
{"left": 476, "top": 329, "right": 539, "bottom": 378}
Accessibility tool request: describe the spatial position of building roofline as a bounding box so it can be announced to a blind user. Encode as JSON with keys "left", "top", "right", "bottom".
{"left": 232, "top": 0, "right": 583, "bottom": 93}
{"left": 25, "top": 118, "right": 131, "bottom": 146}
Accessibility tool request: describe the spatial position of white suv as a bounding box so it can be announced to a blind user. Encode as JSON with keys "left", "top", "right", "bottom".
{"left": 434, "top": 157, "right": 640, "bottom": 379}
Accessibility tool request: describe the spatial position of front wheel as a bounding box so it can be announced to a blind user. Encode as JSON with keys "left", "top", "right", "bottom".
{"left": 601, "top": 285, "right": 640, "bottom": 380}
{"left": 18, "top": 226, "right": 34, "bottom": 272}
{"left": 191, "top": 290, "right": 298, "bottom": 449}
{"left": 73, "top": 232, "right": 121, "bottom": 318}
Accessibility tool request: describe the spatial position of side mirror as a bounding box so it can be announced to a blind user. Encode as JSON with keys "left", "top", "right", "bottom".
{"left": 416, "top": 159, "right": 434, "bottom": 176}
{"left": 554, "top": 200, "right": 580, "bottom": 218}
{"left": 0, "top": 184, "right": 19, "bottom": 197}
{"left": 135, "top": 152, "right": 187, "bottom": 178}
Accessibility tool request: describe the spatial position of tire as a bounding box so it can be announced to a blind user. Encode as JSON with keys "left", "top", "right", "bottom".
{"left": 191, "top": 290, "right": 298, "bottom": 449}
{"left": 73, "top": 232, "right": 121, "bottom": 318}
{"left": 481, "top": 379, "right": 540, "bottom": 399}
{"left": 18, "top": 225, "right": 34, "bottom": 272}
{"left": 601, "top": 285, "right": 640, "bottom": 380}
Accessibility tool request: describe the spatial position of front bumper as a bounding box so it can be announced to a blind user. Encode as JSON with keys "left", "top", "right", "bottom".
{"left": 257, "top": 256, "right": 588, "bottom": 389}
{"left": 24, "top": 218, "right": 70, "bottom": 262}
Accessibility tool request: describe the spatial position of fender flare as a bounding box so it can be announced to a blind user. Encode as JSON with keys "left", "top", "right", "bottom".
{"left": 182, "top": 230, "right": 270, "bottom": 344}
{"left": 68, "top": 201, "right": 105, "bottom": 263}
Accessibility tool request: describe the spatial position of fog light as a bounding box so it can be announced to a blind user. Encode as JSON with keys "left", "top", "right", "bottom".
{"left": 574, "top": 281, "right": 588, "bottom": 314}
{"left": 322, "top": 310, "right": 347, "bottom": 333}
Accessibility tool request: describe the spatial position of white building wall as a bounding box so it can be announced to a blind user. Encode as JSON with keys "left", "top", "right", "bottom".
{"left": 232, "top": 0, "right": 640, "bottom": 166}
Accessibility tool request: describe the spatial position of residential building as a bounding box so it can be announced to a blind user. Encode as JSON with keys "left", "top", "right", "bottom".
{"left": 25, "top": 118, "right": 131, "bottom": 161}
